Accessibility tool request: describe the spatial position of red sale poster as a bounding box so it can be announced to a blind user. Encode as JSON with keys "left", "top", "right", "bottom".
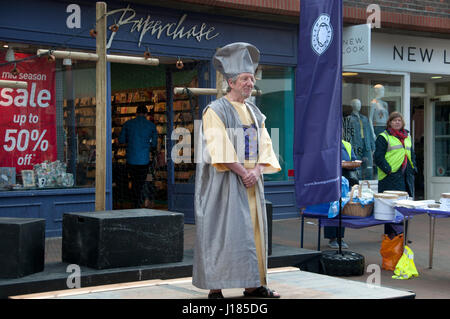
{"left": 0, "top": 52, "right": 57, "bottom": 172}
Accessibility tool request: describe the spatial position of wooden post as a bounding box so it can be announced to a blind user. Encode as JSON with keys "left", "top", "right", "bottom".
{"left": 36, "top": 49, "right": 159, "bottom": 66}
{"left": 0, "top": 80, "right": 27, "bottom": 89}
{"left": 216, "top": 71, "right": 224, "bottom": 99}
{"left": 95, "top": 2, "right": 107, "bottom": 211}
{"left": 173, "top": 87, "right": 261, "bottom": 96}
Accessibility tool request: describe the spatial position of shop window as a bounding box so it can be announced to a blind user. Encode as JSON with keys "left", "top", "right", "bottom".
{"left": 60, "top": 61, "right": 97, "bottom": 188}
{"left": 411, "top": 82, "right": 427, "bottom": 95}
{"left": 256, "top": 65, "right": 294, "bottom": 181}
{"left": 434, "top": 100, "right": 450, "bottom": 177}
{"left": 342, "top": 72, "right": 403, "bottom": 181}
{"left": 0, "top": 44, "right": 95, "bottom": 190}
{"left": 436, "top": 81, "right": 450, "bottom": 96}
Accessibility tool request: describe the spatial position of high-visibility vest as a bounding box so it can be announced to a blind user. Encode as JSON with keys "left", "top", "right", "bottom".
{"left": 392, "top": 245, "right": 419, "bottom": 280}
{"left": 342, "top": 140, "right": 352, "bottom": 161}
{"left": 378, "top": 131, "right": 414, "bottom": 180}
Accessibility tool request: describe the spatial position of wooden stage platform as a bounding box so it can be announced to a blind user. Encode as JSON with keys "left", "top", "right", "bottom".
{"left": 0, "top": 244, "right": 322, "bottom": 299}
{"left": 11, "top": 267, "right": 415, "bottom": 299}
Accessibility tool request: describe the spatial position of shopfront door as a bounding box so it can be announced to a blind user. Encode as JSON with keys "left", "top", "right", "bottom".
{"left": 411, "top": 97, "right": 425, "bottom": 199}
{"left": 426, "top": 96, "right": 450, "bottom": 200}
{"left": 111, "top": 63, "right": 171, "bottom": 210}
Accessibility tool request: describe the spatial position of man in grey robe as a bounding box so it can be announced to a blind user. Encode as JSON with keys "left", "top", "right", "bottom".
{"left": 192, "top": 42, "right": 281, "bottom": 299}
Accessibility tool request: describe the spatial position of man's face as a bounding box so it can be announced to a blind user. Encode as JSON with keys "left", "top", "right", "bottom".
{"left": 230, "top": 73, "right": 255, "bottom": 99}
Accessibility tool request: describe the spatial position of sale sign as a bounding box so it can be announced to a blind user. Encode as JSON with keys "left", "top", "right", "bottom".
{"left": 0, "top": 52, "right": 57, "bottom": 172}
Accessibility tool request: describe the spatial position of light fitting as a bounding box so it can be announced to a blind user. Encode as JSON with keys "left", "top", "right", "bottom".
{"left": 5, "top": 47, "right": 15, "bottom": 62}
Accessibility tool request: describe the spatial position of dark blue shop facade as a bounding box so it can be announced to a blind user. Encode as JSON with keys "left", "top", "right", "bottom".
{"left": 0, "top": 0, "right": 299, "bottom": 237}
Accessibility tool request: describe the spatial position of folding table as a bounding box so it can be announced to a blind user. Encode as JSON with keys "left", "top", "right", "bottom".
{"left": 394, "top": 206, "right": 450, "bottom": 269}
{"left": 301, "top": 203, "right": 404, "bottom": 251}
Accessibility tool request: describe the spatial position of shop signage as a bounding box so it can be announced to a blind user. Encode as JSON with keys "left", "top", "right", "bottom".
{"left": 343, "top": 24, "right": 371, "bottom": 67}
{"left": 105, "top": 5, "right": 220, "bottom": 48}
{"left": 0, "top": 53, "right": 57, "bottom": 172}
{"left": 355, "top": 33, "right": 450, "bottom": 75}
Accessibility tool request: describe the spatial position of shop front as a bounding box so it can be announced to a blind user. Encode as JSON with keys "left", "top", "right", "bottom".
{"left": 0, "top": 0, "right": 299, "bottom": 236}
{"left": 342, "top": 31, "right": 450, "bottom": 200}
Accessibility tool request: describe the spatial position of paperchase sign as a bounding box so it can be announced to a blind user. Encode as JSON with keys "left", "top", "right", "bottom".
{"left": 66, "top": 4, "right": 220, "bottom": 48}
{"left": 343, "top": 24, "right": 371, "bottom": 67}
{"left": 105, "top": 5, "right": 220, "bottom": 48}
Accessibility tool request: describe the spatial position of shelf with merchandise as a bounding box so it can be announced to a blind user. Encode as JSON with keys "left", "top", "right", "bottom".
{"left": 111, "top": 85, "right": 199, "bottom": 192}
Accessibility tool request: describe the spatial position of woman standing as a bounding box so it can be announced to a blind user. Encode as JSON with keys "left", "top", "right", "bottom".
{"left": 374, "top": 112, "right": 417, "bottom": 237}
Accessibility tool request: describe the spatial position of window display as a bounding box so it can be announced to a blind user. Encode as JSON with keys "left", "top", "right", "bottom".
{"left": 343, "top": 73, "right": 403, "bottom": 181}
{"left": 344, "top": 98, "right": 375, "bottom": 180}
{"left": 61, "top": 61, "right": 97, "bottom": 188}
{"left": 0, "top": 43, "right": 96, "bottom": 190}
{"left": 0, "top": 167, "right": 15, "bottom": 189}
{"left": 369, "top": 84, "right": 390, "bottom": 138}
{"left": 0, "top": 49, "right": 58, "bottom": 189}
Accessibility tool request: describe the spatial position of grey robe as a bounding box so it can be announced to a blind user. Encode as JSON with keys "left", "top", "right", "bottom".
{"left": 192, "top": 97, "right": 268, "bottom": 290}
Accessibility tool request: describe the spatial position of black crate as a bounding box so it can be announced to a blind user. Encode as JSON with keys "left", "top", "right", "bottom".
{"left": 0, "top": 218, "right": 45, "bottom": 278}
{"left": 62, "top": 209, "right": 184, "bottom": 270}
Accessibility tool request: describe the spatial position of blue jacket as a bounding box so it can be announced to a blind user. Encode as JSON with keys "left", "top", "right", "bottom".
{"left": 342, "top": 141, "right": 356, "bottom": 162}
{"left": 342, "top": 141, "right": 359, "bottom": 186}
{"left": 119, "top": 116, "right": 157, "bottom": 165}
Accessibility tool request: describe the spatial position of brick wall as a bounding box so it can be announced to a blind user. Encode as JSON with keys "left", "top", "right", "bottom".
{"left": 168, "top": 0, "right": 300, "bottom": 16}
{"left": 168, "top": 0, "right": 450, "bottom": 34}
{"left": 345, "top": 0, "right": 450, "bottom": 18}
{"left": 344, "top": 0, "right": 450, "bottom": 33}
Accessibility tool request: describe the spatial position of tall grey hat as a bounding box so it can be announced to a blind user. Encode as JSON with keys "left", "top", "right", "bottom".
{"left": 213, "top": 42, "right": 260, "bottom": 79}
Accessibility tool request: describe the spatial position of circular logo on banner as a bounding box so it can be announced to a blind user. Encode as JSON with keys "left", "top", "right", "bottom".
{"left": 311, "top": 14, "right": 333, "bottom": 56}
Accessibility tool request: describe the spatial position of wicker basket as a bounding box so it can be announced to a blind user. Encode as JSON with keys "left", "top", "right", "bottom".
{"left": 342, "top": 182, "right": 374, "bottom": 217}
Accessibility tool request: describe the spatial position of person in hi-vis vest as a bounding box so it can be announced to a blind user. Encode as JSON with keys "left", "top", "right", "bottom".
{"left": 374, "top": 112, "right": 417, "bottom": 237}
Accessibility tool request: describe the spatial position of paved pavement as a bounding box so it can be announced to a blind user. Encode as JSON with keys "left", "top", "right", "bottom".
{"left": 272, "top": 214, "right": 450, "bottom": 299}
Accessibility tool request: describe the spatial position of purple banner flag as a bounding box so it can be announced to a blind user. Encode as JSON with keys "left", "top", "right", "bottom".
{"left": 294, "top": 0, "right": 343, "bottom": 207}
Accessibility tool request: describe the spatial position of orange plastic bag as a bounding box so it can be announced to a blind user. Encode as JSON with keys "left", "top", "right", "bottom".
{"left": 380, "top": 234, "right": 404, "bottom": 271}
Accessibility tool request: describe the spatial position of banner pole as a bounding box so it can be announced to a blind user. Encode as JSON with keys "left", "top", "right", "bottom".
{"left": 338, "top": 196, "right": 342, "bottom": 255}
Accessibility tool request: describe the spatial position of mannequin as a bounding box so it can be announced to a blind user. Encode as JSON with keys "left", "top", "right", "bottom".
{"left": 343, "top": 98, "right": 375, "bottom": 180}
{"left": 369, "top": 84, "right": 389, "bottom": 138}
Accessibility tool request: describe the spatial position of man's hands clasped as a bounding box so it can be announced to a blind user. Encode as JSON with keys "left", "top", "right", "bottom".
{"left": 222, "top": 162, "right": 265, "bottom": 188}
{"left": 241, "top": 165, "right": 264, "bottom": 188}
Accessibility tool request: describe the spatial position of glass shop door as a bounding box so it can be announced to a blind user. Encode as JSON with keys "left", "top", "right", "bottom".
{"left": 427, "top": 96, "right": 450, "bottom": 200}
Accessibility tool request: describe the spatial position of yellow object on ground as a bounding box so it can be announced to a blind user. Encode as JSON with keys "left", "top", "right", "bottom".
{"left": 392, "top": 246, "right": 419, "bottom": 280}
